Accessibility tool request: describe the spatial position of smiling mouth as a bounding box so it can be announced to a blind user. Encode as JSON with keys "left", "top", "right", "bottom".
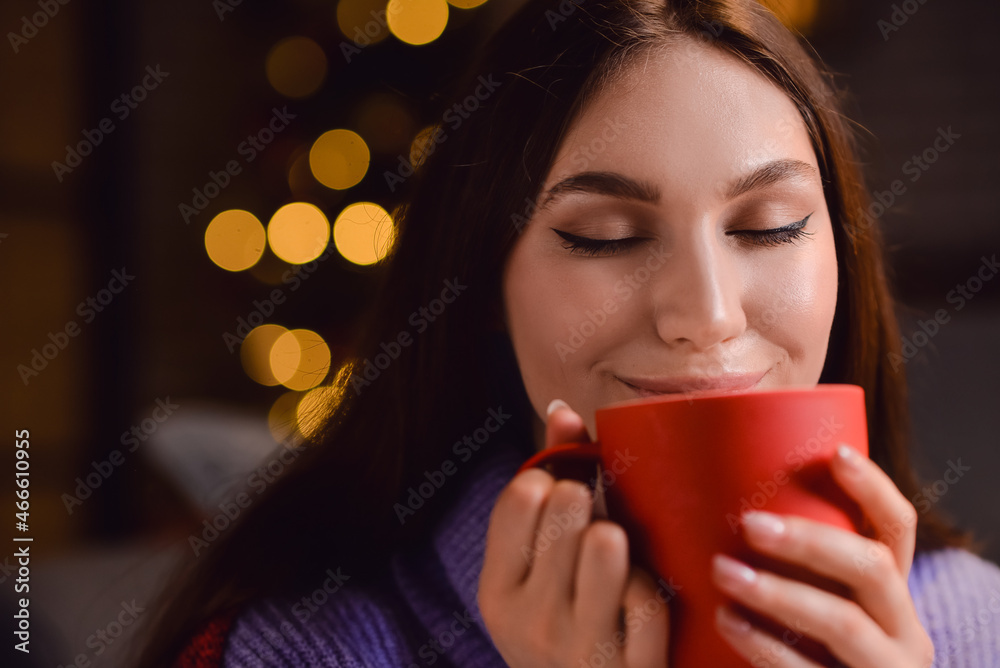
{"left": 616, "top": 370, "right": 767, "bottom": 397}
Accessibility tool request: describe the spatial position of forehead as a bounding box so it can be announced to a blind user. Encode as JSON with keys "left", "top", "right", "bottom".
{"left": 547, "top": 40, "right": 817, "bottom": 201}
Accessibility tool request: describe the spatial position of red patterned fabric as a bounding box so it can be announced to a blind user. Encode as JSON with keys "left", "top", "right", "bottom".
{"left": 173, "top": 610, "right": 238, "bottom": 668}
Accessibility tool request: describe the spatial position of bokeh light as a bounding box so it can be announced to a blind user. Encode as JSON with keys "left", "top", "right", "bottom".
{"left": 337, "top": 0, "right": 391, "bottom": 45}
{"left": 447, "top": 0, "right": 488, "bottom": 8}
{"left": 268, "top": 390, "right": 301, "bottom": 443}
{"left": 387, "top": 0, "right": 449, "bottom": 46}
{"left": 204, "top": 210, "right": 267, "bottom": 272}
{"left": 333, "top": 202, "right": 395, "bottom": 266}
{"left": 240, "top": 324, "right": 289, "bottom": 386}
{"left": 296, "top": 385, "right": 337, "bottom": 439}
{"left": 271, "top": 329, "right": 331, "bottom": 391}
{"left": 266, "top": 36, "right": 328, "bottom": 98}
{"left": 309, "top": 129, "right": 370, "bottom": 190}
{"left": 267, "top": 202, "right": 330, "bottom": 264}
{"left": 760, "top": 0, "right": 820, "bottom": 33}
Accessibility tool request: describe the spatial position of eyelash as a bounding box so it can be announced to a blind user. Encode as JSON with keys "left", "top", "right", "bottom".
{"left": 552, "top": 214, "right": 814, "bottom": 257}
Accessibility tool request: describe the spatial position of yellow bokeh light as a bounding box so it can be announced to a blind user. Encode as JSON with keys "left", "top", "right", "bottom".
{"left": 760, "top": 0, "right": 819, "bottom": 33}
{"left": 387, "top": 0, "right": 449, "bottom": 46}
{"left": 309, "top": 129, "right": 370, "bottom": 190}
{"left": 266, "top": 36, "right": 328, "bottom": 99}
{"left": 333, "top": 202, "right": 395, "bottom": 266}
{"left": 240, "top": 324, "right": 289, "bottom": 386}
{"left": 268, "top": 390, "right": 302, "bottom": 443}
{"left": 204, "top": 210, "right": 267, "bottom": 272}
{"left": 267, "top": 202, "right": 330, "bottom": 264}
{"left": 447, "top": 0, "right": 488, "bottom": 8}
{"left": 269, "top": 329, "right": 302, "bottom": 385}
{"left": 274, "top": 329, "right": 331, "bottom": 391}
{"left": 296, "top": 385, "right": 337, "bottom": 439}
{"left": 337, "top": 0, "right": 391, "bottom": 45}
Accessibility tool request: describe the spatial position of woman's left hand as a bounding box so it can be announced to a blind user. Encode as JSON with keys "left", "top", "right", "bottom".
{"left": 710, "top": 443, "right": 935, "bottom": 667}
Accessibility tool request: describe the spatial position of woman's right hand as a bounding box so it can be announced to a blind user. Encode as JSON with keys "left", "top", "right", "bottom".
{"left": 478, "top": 400, "right": 670, "bottom": 667}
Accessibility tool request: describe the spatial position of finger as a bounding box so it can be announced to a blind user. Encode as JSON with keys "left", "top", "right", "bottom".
{"left": 830, "top": 443, "right": 917, "bottom": 576}
{"left": 480, "top": 468, "right": 554, "bottom": 593}
{"left": 527, "top": 478, "right": 593, "bottom": 604}
{"left": 573, "top": 520, "right": 630, "bottom": 637}
{"left": 740, "top": 511, "right": 915, "bottom": 636}
{"left": 545, "top": 399, "right": 590, "bottom": 449}
{"left": 712, "top": 554, "right": 903, "bottom": 668}
{"left": 714, "top": 605, "right": 821, "bottom": 668}
{"left": 621, "top": 567, "right": 670, "bottom": 668}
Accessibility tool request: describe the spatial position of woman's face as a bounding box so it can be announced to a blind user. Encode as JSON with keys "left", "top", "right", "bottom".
{"left": 502, "top": 40, "right": 839, "bottom": 445}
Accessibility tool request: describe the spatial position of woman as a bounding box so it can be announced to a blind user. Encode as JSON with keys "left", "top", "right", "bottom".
{"left": 139, "top": 0, "right": 1000, "bottom": 666}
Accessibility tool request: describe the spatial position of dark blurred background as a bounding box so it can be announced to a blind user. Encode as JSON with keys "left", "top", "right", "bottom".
{"left": 0, "top": 0, "right": 997, "bottom": 665}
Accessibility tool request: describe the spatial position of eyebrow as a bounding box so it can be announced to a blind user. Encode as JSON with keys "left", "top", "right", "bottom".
{"left": 725, "top": 159, "right": 820, "bottom": 200}
{"left": 537, "top": 159, "right": 820, "bottom": 211}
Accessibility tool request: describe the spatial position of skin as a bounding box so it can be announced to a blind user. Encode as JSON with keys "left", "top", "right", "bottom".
{"left": 479, "top": 41, "right": 934, "bottom": 667}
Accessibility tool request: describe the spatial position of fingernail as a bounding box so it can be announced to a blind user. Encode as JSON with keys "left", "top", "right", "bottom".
{"left": 742, "top": 511, "right": 786, "bottom": 544}
{"left": 713, "top": 554, "right": 757, "bottom": 590}
{"left": 546, "top": 399, "right": 570, "bottom": 416}
{"left": 837, "top": 444, "right": 862, "bottom": 473}
{"left": 716, "top": 605, "right": 752, "bottom": 636}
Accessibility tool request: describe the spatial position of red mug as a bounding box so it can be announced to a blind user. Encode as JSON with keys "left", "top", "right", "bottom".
{"left": 518, "top": 384, "right": 869, "bottom": 667}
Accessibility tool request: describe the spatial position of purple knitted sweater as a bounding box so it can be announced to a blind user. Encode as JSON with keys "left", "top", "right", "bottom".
{"left": 221, "top": 443, "right": 1000, "bottom": 667}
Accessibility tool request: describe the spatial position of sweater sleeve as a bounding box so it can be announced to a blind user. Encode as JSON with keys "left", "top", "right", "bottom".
{"left": 909, "top": 548, "right": 1000, "bottom": 667}
{"left": 219, "top": 583, "right": 426, "bottom": 668}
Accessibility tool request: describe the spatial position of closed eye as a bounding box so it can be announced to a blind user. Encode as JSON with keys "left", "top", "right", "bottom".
{"left": 551, "top": 229, "right": 648, "bottom": 257}
{"left": 728, "top": 214, "right": 814, "bottom": 247}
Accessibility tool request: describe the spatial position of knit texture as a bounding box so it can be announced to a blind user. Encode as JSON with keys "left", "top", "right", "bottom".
{"left": 220, "top": 442, "right": 1000, "bottom": 667}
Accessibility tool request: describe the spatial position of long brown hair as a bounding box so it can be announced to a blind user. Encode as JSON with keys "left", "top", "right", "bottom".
{"left": 137, "top": 1, "right": 966, "bottom": 664}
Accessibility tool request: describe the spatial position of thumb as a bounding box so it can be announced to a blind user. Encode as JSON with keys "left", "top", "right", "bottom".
{"left": 544, "top": 398, "right": 591, "bottom": 449}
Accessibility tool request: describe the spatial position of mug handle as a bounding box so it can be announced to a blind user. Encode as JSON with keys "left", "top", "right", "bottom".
{"left": 517, "top": 441, "right": 602, "bottom": 474}
{"left": 517, "top": 442, "right": 607, "bottom": 518}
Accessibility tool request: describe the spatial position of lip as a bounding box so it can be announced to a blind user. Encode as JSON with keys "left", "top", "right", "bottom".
{"left": 616, "top": 370, "right": 767, "bottom": 397}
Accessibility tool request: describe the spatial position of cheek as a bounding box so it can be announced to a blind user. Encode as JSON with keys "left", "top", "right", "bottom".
{"left": 750, "top": 232, "right": 838, "bottom": 375}
{"left": 503, "top": 244, "right": 637, "bottom": 411}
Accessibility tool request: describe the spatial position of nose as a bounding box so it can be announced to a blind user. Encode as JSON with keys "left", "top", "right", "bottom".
{"left": 651, "top": 228, "right": 746, "bottom": 350}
